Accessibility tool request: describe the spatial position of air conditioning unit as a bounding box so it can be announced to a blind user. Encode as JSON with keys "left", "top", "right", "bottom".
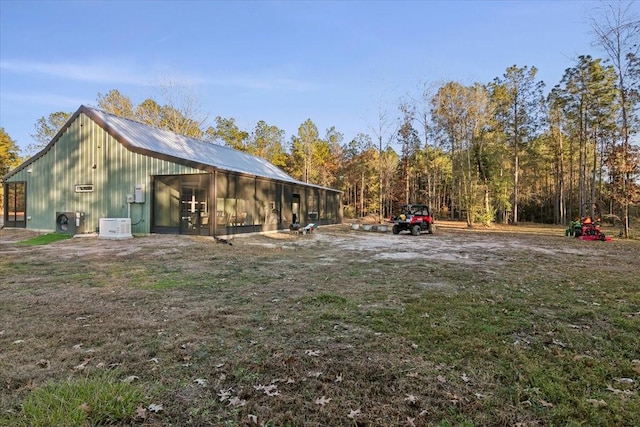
{"left": 98, "top": 218, "right": 132, "bottom": 239}
{"left": 56, "top": 212, "right": 85, "bottom": 235}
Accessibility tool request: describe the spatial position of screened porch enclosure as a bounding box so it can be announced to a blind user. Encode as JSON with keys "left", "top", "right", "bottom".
{"left": 152, "top": 171, "right": 341, "bottom": 236}
{"left": 152, "top": 174, "right": 211, "bottom": 235}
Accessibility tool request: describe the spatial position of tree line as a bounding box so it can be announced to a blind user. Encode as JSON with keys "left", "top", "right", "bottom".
{"left": 1, "top": 2, "right": 638, "bottom": 236}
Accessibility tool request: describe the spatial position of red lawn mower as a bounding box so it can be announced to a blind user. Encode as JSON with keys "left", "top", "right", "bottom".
{"left": 566, "top": 217, "right": 612, "bottom": 241}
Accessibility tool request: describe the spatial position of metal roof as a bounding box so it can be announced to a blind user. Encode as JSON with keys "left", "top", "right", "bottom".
{"left": 84, "top": 106, "right": 307, "bottom": 185}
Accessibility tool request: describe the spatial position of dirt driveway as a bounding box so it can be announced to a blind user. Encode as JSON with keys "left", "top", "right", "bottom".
{"left": 0, "top": 220, "right": 612, "bottom": 266}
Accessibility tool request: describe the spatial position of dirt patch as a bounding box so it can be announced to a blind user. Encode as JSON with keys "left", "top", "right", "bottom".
{"left": 0, "top": 220, "right": 609, "bottom": 262}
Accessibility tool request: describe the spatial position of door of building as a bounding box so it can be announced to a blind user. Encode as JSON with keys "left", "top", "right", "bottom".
{"left": 180, "top": 185, "right": 209, "bottom": 235}
{"left": 291, "top": 194, "right": 300, "bottom": 224}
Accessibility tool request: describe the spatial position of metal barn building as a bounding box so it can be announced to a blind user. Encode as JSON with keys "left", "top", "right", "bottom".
{"left": 2, "top": 105, "right": 342, "bottom": 236}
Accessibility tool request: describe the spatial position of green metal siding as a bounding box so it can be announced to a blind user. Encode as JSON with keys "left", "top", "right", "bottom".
{"left": 5, "top": 113, "right": 204, "bottom": 234}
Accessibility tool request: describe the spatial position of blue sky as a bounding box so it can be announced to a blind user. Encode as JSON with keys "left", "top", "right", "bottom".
{"left": 0, "top": 0, "right": 629, "bottom": 154}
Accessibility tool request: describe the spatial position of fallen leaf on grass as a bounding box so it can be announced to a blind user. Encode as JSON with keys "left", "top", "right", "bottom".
{"left": 573, "top": 354, "right": 593, "bottom": 361}
{"left": 122, "top": 375, "right": 139, "bottom": 383}
{"left": 37, "top": 359, "right": 50, "bottom": 368}
{"left": 248, "top": 414, "right": 258, "bottom": 424}
{"left": 135, "top": 405, "right": 147, "bottom": 419}
{"left": 12, "top": 340, "right": 24, "bottom": 345}
{"left": 404, "top": 394, "right": 418, "bottom": 404}
{"left": 347, "top": 409, "right": 361, "bottom": 419}
{"left": 307, "top": 371, "right": 322, "bottom": 378}
{"left": 148, "top": 403, "right": 163, "bottom": 413}
{"left": 315, "top": 396, "right": 331, "bottom": 406}
{"left": 304, "top": 349, "right": 321, "bottom": 357}
{"left": 72, "top": 344, "right": 83, "bottom": 350}
{"left": 218, "top": 388, "right": 232, "bottom": 402}
{"left": 437, "top": 375, "right": 447, "bottom": 383}
{"left": 194, "top": 378, "right": 208, "bottom": 387}
{"left": 228, "top": 396, "right": 246, "bottom": 407}
{"left": 586, "top": 398, "right": 607, "bottom": 407}
{"left": 461, "top": 373, "right": 471, "bottom": 383}
{"left": 73, "top": 359, "right": 91, "bottom": 371}
{"left": 446, "top": 392, "right": 460, "bottom": 404}
{"left": 335, "top": 373, "right": 343, "bottom": 383}
{"left": 606, "top": 385, "right": 635, "bottom": 396}
{"left": 78, "top": 402, "right": 92, "bottom": 414}
{"left": 254, "top": 384, "right": 279, "bottom": 396}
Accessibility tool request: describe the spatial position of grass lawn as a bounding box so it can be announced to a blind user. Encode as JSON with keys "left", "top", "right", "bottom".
{"left": 0, "top": 222, "right": 638, "bottom": 426}
{"left": 15, "top": 233, "right": 73, "bottom": 246}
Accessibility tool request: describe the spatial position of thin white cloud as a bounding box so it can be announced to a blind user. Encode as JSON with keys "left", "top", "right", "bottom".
{"left": 0, "top": 91, "right": 89, "bottom": 109}
{"left": 0, "top": 59, "right": 153, "bottom": 86}
{"left": 0, "top": 58, "right": 318, "bottom": 94}
{"left": 0, "top": 59, "right": 318, "bottom": 92}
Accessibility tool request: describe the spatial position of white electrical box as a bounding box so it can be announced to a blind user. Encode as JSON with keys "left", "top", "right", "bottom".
{"left": 126, "top": 194, "right": 134, "bottom": 203}
{"left": 99, "top": 218, "right": 133, "bottom": 239}
{"left": 134, "top": 184, "right": 145, "bottom": 203}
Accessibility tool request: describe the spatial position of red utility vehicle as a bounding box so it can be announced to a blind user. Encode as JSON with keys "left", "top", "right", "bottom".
{"left": 388, "top": 204, "right": 435, "bottom": 236}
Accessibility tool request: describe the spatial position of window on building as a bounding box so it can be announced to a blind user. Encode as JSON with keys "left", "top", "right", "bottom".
{"left": 4, "top": 181, "right": 26, "bottom": 228}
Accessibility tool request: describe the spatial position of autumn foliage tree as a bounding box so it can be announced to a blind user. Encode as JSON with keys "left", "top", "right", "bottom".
{"left": 0, "top": 128, "right": 21, "bottom": 210}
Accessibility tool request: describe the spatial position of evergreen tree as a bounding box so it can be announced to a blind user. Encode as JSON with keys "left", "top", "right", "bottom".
{"left": 490, "top": 65, "right": 545, "bottom": 224}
